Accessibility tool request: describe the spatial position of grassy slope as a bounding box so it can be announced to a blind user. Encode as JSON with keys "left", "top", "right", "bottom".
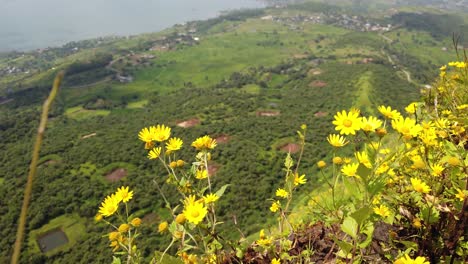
{"left": 0, "top": 4, "right": 455, "bottom": 262}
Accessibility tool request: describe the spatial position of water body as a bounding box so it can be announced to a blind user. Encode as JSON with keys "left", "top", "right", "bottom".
{"left": 37, "top": 228, "right": 69, "bottom": 253}
{"left": 0, "top": 0, "right": 265, "bottom": 52}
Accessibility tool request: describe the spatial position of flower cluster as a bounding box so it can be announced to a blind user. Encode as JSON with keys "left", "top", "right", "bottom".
{"left": 308, "top": 60, "right": 468, "bottom": 262}
{"left": 96, "top": 187, "right": 142, "bottom": 259}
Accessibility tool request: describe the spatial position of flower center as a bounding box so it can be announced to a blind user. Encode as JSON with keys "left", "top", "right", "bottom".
{"left": 191, "top": 210, "right": 200, "bottom": 218}
{"left": 343, "top": 119, "right": 353, "bottom": 127}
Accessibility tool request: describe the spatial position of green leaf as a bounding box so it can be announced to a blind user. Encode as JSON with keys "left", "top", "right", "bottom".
{"left": 112, "top": 256, "right": 122, "bottom": 262}
{"left": 400, "top": 240, "right": 418, "bottom": 251}
{"left": 112, "top": 256, "right": 122, "bottom": 264}
{"left": 358, "top": 222, "right": 374, "bottom": 249}
{"left": 335, "top": 240, "right": 354, "bottom": 255}
{"left": 421, "top": 205, "right": 440, "bottom": 224}
{"left": 215, "top": 184, "right": 230, "bottom": 198}
{"left": 284, "top": 153, "right": 294, "bottom": 169}
{"left": 342, "top": 216, "right": 358, "bottom": 239}
{"left": 343, "top": 176, "right": 363, "bottom": 200}
{"left": 350, "top": 206, "right": 372, "bottom": 226}
{"left": 357, "top": 163, "right": 371, "bottom": 182}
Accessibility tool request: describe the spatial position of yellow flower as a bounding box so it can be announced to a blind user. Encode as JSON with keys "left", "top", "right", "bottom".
{"left": 376, "top": 127, "right": 387, "bottom": 137}
{"left": 195, "top": 169, "right": 208, "bottom": 179}
{"left": 166, "top": 137, "right": 183, "bottom": 154}
{"left": 341, "top": 163, "right": 360, "bottom": 178}
{"left": 455, "top": 188, "right": 466, "bottom": 201}
{"left": 378, "top": 105, "right": 402, "bottom": 120}
{"left": 392, "top": 117, "right": 422, "bottom": 140}
{"left": 257, "top": 237, "right": 272, "bottom": 247}
{"left": 191, "top": 135, "right": 217, "bottom": 151}
{"left": 332, "top": 156, "right": 343, "bottom": 164}
{"left": 410, "top": 178, "right": 431, "bottom": 194}
{"left": 275, "top": 188, "right": 288, "bottom": 198}
{"left": 176, "top": 159, "right": 185, "bottom": 167}
{"left": 259, "top": 229, "right": 266, "bottom": 239}
{"left": 99, "top": 194, "right": 120, "bottom": 217}
{"left": 413, "top": 218, "right": 422, "bottom": 228}
{"left": 405, "top": 102, "right": 419, "bottom": 114}
{"left": 457, "top": 104, "right": 468, "bottom": 110}
{"left": 434, "top": 118, "right": 449, "bottom": 129}
{"left": 376, "top": 162, "right": 389, "bottom": 175}
{"left": 270, "top": 200, "right": 281, "bottom": 212}
{"left": 294, "top": 173, "right": 307, "bottom": 186}
{"left": 343, "top": 157, "right": 352, "bottom": 164}
{"left": 419, "top": 128, "right": 438, "bottom": 146}
{"left": 447, "top": 156, "right": 460, "bottom": 166}
{"left": 372, "top": 195, "right": 381, "bottom": 205}
{"left": 118, "top": 223, "right": 130, "bottom": 233}
{"left": 411, "top": 156, "right": 426, "bottom": 170}
{"left": 355, "top": 151, "right": 372, "bottom": 168}
{"left": 430, "top": 163, "right": 444, "bottom": 177}
{"left": 373, "top": 205, "right": 391, "bottom": 217}
{"left": 108, "top": 231, "right": 121, "bottom": 241}
{"left": 148, "top": 147, "right": 162, "bottom": 160}
{"left": 317, "top": 160, "right": 327, "bottom": 169}
{"left": 448, "top": 61, "right": 467, "bottom": 68}
{"left": 158, "top": 221, "right": 168, "bottom": 233}
{"left": 115, "top": 186, "right": 133, "bottom": 203}
{"left": 169, "top": 161, "right": 177, "bottom": 168}
{"left": 361, "top": 116, "right": 382, "bottom": 132}
{"left": 203, "top": 193, "right": 219, "bottom": 204}
{"left": 138, "top": 126, "right": 156, "bottom": 147}
{"left": 271, "top": 258, "right": 281, "bottom": 264}
{"left": 327, "top": 134, "right": 349, "bottom": 147}
{"left": 130, "top": 217, "right": 142, "bottom": 227}
{"left": 332, "top": 110, "right": 362, "bottom": 135}
{"left": 394, "top": 254, "right": 429, "bottom": 264}
{"left": 183, "top": 195, "right": 208, "bottom": 225}
{"left": 153, "top": 124, "right": 171, "bottom": 142}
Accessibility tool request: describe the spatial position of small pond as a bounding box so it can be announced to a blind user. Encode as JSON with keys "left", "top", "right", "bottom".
{"left": 37, "top": 228, "right": 69, "bottom": 253}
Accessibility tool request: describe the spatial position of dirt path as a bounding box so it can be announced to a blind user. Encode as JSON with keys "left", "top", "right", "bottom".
{"left": 67, "top": 76, "right": 111, "bottom": 89}
{"left": 378, "top": 34, "right": 414, "bottom": 85}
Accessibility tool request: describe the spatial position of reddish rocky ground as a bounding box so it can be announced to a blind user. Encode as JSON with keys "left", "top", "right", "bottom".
{"left": 215, "top": 134, "right": 230, "bottom": 144}
{"left": 176, "top": 118, "right": 200, "bottom": 128}
{"left": 314, "top": 111, "right": 328, "bottom": 117}
{"left": 105, "top": 168, "right": 127, "bottom": 182}
{"left": 280, "top": 143, "right": 301, "bottom": 154}
{"left": 309, "top": 80, "right": 327, "bottom": 87}
{"left": 207, "top": 162, "right": 220, "bottom": 176}
{"left": 142, "top": 212, "right": 159, "bottom": 224}
{"left": 256, "top": 111, "right": 280, "bottom": 117}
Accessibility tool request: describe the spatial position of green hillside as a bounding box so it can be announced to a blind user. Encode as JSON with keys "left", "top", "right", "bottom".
{"left": 0, "top": 1, "right": 467, "bottom": 263}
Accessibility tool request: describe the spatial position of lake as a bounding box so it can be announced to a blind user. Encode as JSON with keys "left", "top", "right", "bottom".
{"left": 0, "top": 0, "right": 266, "bottom": 52}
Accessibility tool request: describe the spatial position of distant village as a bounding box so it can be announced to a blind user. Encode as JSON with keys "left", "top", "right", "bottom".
{"left": 261, "top": 12, "right": 392, "bottom": 32}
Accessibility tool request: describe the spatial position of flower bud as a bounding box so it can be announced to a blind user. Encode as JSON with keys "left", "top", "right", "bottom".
{"left": 118, "top": 223, "right": 130, "bottom": 233}
{"left": 176, "top": 159, "right": 185, "bottom": 167}
{"left": 175, "top": 214, "right": 186, "bottom": 224}
{"left": 317, "top": 160, "right": 327, "bottom": 169}
{"left": 130, "top": 217, "right": 142, "bottom": 227}
{"left": 158, "top": 221, "right": 168, "bottom": 233}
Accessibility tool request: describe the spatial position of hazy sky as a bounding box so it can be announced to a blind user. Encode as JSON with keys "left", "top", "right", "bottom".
{"left": 0, "top": 0, "right": 264, "bottom": 51}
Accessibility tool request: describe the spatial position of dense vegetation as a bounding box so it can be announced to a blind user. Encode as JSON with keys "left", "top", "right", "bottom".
{"left": 0, "top": 1, "right": 466, "bottom": 263}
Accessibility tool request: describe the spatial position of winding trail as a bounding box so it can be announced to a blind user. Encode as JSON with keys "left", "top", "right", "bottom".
{"left": 378, "top": 33, "right": 415, "bottom": 85}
